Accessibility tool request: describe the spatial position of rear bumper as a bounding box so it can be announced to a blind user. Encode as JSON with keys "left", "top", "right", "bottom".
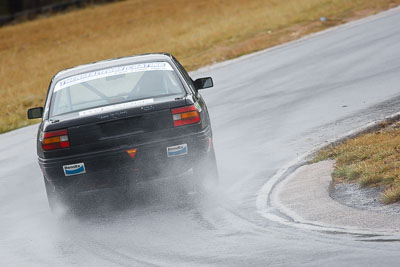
{"left": 39, "top": 126, "right": 212, "bottom": 193}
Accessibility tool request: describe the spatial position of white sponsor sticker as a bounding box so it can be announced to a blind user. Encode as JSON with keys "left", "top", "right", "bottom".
{"left": 54, "top": 62, "right": 173, "bottom": 92}
{"left": 63, "top": 163, "right": 86, "bottom": 176}
{"left": 167, "top": 144, "right": 188, "bottom": 157}
{"left": 78, "top": 98, "right": 154, "bottom": 117}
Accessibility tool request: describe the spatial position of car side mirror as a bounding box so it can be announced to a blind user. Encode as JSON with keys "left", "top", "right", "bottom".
{"left": 193, "top": 77, "right": 213, "bottom": 90}
{"left": 27, "top": 107, "right": 43, "bottom": 119}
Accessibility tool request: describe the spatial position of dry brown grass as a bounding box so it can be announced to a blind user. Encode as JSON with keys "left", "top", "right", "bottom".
{"left": 1, "top": 0, "right": 400, "bottom": 133}
{"left": 315, "top": 123, "right": 400, "bottom": 204}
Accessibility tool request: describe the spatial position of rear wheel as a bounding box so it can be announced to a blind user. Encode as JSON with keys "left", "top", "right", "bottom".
{"left": 192, "top": 149, "right": 219, "bottom": 193}
{"left": 44, "top": 177, "right": 75, "bottom": 214}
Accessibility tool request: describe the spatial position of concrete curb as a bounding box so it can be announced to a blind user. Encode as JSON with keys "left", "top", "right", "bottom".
{"left": 275, "top": 160, "right": 400, "bottom": 233}
{"left": 256, "top": 111, "right": 400, "bottom": 237}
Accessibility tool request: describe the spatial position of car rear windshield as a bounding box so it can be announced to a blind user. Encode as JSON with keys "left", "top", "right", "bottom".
{"left": 50, "top": 62, "right": 185, "bottom": 117}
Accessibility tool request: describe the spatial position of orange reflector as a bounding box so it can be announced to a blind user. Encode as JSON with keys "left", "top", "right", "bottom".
{"left": 181, "top": 111, "right": 198, "bottom": 119}
{"left": 43, "top": 136, "right": 61, "bottom": 144}
{"left": 126, "top": 148, "right": 137, "bottom": 159}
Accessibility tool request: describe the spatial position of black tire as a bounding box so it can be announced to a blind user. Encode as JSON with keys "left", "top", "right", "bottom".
{"left": 43, "top": 177, "right": 74, "bottom": 214}
{"left": 192, "top": 149, "right": 219, "bottom": 193}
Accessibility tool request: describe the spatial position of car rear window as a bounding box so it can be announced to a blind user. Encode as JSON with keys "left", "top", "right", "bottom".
{"left": 50, "top": 62, "right": 184, "bottom": 117}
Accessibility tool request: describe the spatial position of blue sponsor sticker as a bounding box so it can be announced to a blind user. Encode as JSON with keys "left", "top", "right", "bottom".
{"left": 167, "top": 144, "right": 188, "bottom": 157}
{"left": 63, "top": 163, "right": 86, "bottom": 176}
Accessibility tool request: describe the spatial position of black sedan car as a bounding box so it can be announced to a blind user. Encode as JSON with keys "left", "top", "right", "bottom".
{"left": 27, "top": 53, "right": 218, "bottom": 211}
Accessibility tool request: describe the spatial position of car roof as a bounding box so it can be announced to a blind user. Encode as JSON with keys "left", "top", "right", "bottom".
{"left": 52, "top": 53, "right": 175, "bottom": 83}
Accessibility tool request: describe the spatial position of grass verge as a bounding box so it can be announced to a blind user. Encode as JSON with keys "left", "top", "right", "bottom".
{"left": 314, "top": 122, "right": 400, "bottom": 204}
{"left": 1, "top": 0, "right": 400, "bottom": 133}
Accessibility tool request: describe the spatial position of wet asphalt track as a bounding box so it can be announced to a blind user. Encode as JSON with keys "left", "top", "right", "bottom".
{"left": 2, "top": 7, "right": 400, "bottom": 266}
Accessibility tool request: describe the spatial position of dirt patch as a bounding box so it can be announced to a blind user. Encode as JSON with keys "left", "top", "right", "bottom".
{"left": 331, "top": 183, "right": 400, "bottom": 215}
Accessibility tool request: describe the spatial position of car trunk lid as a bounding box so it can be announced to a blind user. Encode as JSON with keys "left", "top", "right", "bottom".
{"left": 45, "top": 96, "right": 187, "bottom": 150}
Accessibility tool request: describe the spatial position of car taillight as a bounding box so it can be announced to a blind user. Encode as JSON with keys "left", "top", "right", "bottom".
{"left": 171, "top": 105, "right": 200, "bottom": 127}
{"left": 42, "top": 129, "right": 70, "bottom": 151}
